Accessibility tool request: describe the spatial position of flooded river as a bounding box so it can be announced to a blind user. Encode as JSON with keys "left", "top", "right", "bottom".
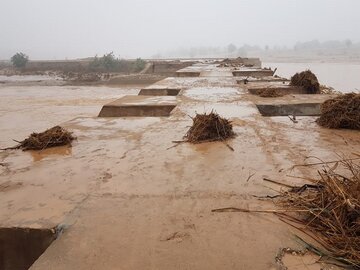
{"left": 264, "top": 62, "right": 360, "bottom": 93}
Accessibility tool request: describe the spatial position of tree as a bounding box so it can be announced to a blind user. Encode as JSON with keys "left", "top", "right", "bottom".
{"left": 11, "top": 52, "right": 29, "bottom": 68}
{"left": 134, "top": 58, "right": 146, "bottom": 72}
{"left": 345, "top": 39, "right": 352, "bottom": 48}
{"left": 88, "top": 52, "right": 128, "bottom": 72}
{"left": 227, "top": 44, "right": 237, "bottom": 54}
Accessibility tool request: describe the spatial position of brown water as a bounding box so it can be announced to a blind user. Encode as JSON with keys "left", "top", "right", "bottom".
{"left": 264, "top": 62, "right": 360, "bottom": 93}
{"left": 0, "top": 85, "right": 139, "bottom": 147}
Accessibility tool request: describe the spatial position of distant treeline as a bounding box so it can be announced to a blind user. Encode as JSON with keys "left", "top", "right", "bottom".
{"left": 153, "top": 40, "right": 360, "bottom": 59}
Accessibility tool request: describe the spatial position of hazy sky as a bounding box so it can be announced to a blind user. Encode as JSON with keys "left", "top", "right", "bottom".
{"left": 1, "top": 0, "right": 359, "bottom": 59}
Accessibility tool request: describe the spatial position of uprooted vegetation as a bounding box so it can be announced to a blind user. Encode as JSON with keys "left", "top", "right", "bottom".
{"left": 317, "top": 93, "right": 360, "bottom": 130}
{"left": 320, "top": 84, "right": 340, "bottom": 95}
{"left": 276, "top": 159, "right": 360, "bottom": 268}
{"left": 212, "top": 157, "right": 360, "bottom": 268}
{"left": 3, "top": 126, "right": 75, "bottom": 151}
{"left": 217, "top": 57, "right": 254, "bottom": 68}
{"left": 184, "top": 111, "right": 235, "bottom": 143}
{"left": 217, "top": 58, "right": 243, "bottom": 67}
{"left": 290, "top": 70, "right": 320, "bottom": 94}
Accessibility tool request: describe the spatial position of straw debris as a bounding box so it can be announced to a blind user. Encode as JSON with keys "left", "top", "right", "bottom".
{"left": 290, "top": 70, "right": 320, "bottom": 94}
{"left": 277, "top": 159, "right": 360, "bottom": 268}
{"left": 217, "top": 57, "right": 242, "bottom": 67}
{"left": 316, "top": 93, "right": 360, "bottom": 130}
{"left": 6, "top": 126, "right": 76, "bottom": 151}
{"left": 184, "top": 111, "right": 235, "bottom": 143}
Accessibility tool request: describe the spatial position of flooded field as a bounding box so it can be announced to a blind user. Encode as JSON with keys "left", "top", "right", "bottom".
{"left": 264, "top": 62, "right": 360, "bottom": 93}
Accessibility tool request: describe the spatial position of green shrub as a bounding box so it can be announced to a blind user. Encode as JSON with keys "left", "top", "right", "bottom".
{"left": 88, "top": 53, "right": 147, "bottom": 73}
{"left": 134, "top": 58, "right": 146, "bottom": 72}
{"left": 88, "top": 52, "right": 129, "bottom": 72}
{"left": 11, "top": 52, "right": 29, "bottom": 68}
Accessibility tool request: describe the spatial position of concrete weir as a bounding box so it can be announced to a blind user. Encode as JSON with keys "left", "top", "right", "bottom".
{"left": 232, "top": 69, "right": 274, "bottom": 77}
{"left": 176, "top": 71, "right": 201, "bottom": 77}
{"left": 248, "top": 85, "right": 307, "bottom": 95}
{"left": 98, "top": 95, "right": 177, "bottom": 117}
{"left": 256, "top": 103, "right": 321, "bottom": 116}
{"left": 255, "top": 94, "right": 335, "bottom": 116}
{"left": 237, "top": 78, "right": 289, "bottom": 84}
{"left": 138, "top": 88, "right": 181, "bottom": 96}
{"left": 0, "top": 227, "right": 56, "bottom": 270}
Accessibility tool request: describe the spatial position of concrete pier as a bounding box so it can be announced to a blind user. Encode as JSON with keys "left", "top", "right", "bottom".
{"left": 138, "top": 88, "right": 181, "bottom": 96}
{"left": 98, "top": 95, "right": 177, "bottom": 117}
{"left": 232, "top": 69, "right": 274, "bottom": 77}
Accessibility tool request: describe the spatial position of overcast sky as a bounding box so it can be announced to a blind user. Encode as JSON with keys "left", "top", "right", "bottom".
{"left": 1, "top": 0, "right": 359, "bottom": 59}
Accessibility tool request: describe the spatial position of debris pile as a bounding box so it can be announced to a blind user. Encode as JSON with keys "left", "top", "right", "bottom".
{"left": 316, "top": 93, "right": 360, "bottom": 130}
{"left": 320, "top": 84, "right": 340, "bottom": 95}
{"left": 217, "top": 57, "right": 249, "bottom": 68}
{"left": 290, "top": 70, "right": 320, "bottom": 94}
{"left": 10, "top": 126, "right": 75, "bottom": 151}
{"left": 184, "top": 111, "right": 235, "bottom": 143}
{"left": 277, "top": 159, "right": 360, "bottom": 268}
{"left": 257, "top": 88, "right": 284, "bottom": 98}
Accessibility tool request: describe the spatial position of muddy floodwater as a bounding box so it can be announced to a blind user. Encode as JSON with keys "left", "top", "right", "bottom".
{"left": 264, "top": 62, "right": 360, "bottom": 93}
{"left": 0, "top": 85, "right": 139, "bottom": 146}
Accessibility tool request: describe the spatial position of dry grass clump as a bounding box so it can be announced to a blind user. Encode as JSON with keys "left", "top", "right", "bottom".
{"left": 316, "top": 93, "right": 360, "bottom": 130}
{"left": 290, "top": 70, "right": 320, "bottom": 94}
{"left": 257, "top": 88, "right": 285, "bottom": 97}
{"left": 10, "top": 126, "right": 75, "bottom": 151}
{"left": 277, "top": 159, "right": 360, "bottom": 268}
{"left": 184, "top": 111, "right": 235, "bottom": 143}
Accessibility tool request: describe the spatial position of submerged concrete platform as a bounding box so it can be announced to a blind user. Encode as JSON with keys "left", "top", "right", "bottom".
{"left": 255, "top": 94, "right": 335, "bottom": 116}
{"left": 199, "top": 71, "right": 233, "bottom": 77}
{"left": 176, "top": 71, "right": 201, "bottom": 77}
{"left": 138, "top": 87, "right": 181, "bottom": 96}
{"left": 98, "top": 95, "right": 177, "bottom": 117}
{"left": 256, "top": 103, "right": 321, "bottom": 116}
{"left": 1, "top": 227, "right": 57, "bottom": 270}
{"left": 232, "top": 69, "right": 274, "bottom": 77}
{"left": 237, "top": 77, "right": 290, "bottom": 84}
{"left": 248, "top": 85, "right": 307, "bottom": 95}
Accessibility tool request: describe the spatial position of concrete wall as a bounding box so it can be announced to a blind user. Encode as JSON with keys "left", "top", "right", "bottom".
{"left": 147, "top": 61, "right": 195, "bottom": 75}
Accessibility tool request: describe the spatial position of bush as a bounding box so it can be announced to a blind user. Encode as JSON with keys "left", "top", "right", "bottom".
{"left": 11, "top": 52, "right": 29, "bottom": 68}
{"left": 88, "top": 53, "right": 147, "bottom": 73}
{"left": 88, "top": 52, "right": 129, "bottom": 72}
{"left": 134, "top": 58, "right": 146, "bottom": 72}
